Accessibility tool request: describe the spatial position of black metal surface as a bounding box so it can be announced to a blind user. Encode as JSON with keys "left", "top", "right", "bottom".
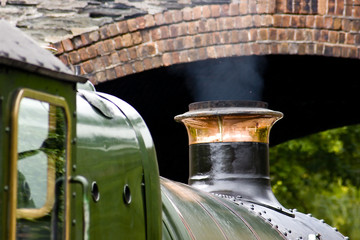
{"left": 189, "top": 142, "right": 287, "bottom": 212}
{"left": 215, "top": 194, "right": 347, "bottom": 240}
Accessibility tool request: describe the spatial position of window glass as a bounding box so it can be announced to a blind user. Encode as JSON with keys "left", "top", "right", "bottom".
{"left": 17, "top": 98, "right": 49, "bottom": 209}
{"left": 15, "top": 96, "right": 67, "bottom": 239}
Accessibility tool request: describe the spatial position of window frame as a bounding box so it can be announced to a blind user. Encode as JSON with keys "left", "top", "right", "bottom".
{"left": 9, "top": 88, "right": 71, "bottom": 240}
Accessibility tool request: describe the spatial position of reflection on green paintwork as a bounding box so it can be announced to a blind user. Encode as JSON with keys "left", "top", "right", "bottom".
{"left": 16, "top": 97, "right": 67, "bottom": 239}
{"left": 161, "top": 177, "right": 284, "bottom": 240}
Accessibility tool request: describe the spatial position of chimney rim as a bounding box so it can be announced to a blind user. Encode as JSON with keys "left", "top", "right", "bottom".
{"left": 175, "top": 100, "right": 283, "bottom": 122}
{"left": 189, "top": 100, "right": 268, "bottom": 110}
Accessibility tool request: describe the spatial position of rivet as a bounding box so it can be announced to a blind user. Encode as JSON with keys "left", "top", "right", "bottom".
{"left": 71, "top": 138, "right": 77, "bottom": 144}
{"left": 320, "top": 219, "right": 325, "bottom": 223}
{"left": 5, "top": 127, "right": 10, "bottom": 132}
{"left": 250, "top": 207, "right": 254, "bottom": 210}
{"left": 267, "top": 218, "right": 271, "bottom": 222}
{"left": 284, "top": 232, "right": 287, "bottom": 236}
{"left": 73, "top": 111, "right": 77, "bottom": 117}
{"left": 307, "top": 213, "right": 312, "bottom": 217}
{"left": 72, "top": 192, "right": 76, "bottom": 198}
{"left": 293, "top": 208, "right": 297, "bottom": 212}
{"left": 72, "top": 164, "right": 77, "bottom": 171}
{"left": 258, "top": 212, "right": 262, "bottom": 216}
{"left": 275, "top": 225, "right": 278, "bottom": 228}
{"left": 3, "top": 185, "right": 8, "bottom": 191}
{"left": 333, "top": 227, "right": 338, "bottom": 232}
{"left": 0, "top": 96, "right": 4, "bottom": 101}
{"left": 289, "top": 230, "right": 292, "bottom": 233}
{"left": 240, "top": 202, "right": 243, "bottom": 205}
{"left": 263, "top": 210, "right": 267, "bottom": 214}
{"left": 72, "top": 219, "right": 76, "bottom": 225}
{"left": 344, "top": 237, "right": 349, "bottom": 240}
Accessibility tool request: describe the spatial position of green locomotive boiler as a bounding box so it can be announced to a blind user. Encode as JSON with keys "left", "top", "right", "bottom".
{"left": 0, "top": 20, "right": 348, "bottom": 240}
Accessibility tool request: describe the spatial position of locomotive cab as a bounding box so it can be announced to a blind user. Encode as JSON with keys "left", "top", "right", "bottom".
{"left": 0, "top": 20, "right": 84, "bottom": 239}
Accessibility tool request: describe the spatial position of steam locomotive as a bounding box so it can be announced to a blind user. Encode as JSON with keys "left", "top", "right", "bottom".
{"left": 0, "top": 20, "right": 348, "bottom": 239}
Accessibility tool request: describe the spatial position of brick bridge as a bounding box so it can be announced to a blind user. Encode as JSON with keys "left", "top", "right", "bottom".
{"left": 51, "top": 0, "right": 360, "bottom": 85}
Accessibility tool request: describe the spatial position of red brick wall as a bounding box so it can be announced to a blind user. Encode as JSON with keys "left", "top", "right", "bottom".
{"left": 52, "top": 0, "right": 360, "bottom": 84}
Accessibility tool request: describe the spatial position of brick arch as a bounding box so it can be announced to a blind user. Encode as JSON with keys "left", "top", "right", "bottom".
{"left": 52, "top": 0, "right": 360, "bottom": 85}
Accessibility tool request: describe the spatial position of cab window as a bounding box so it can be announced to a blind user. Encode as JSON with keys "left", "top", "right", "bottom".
{"left": 10, "top": 89, "right": 70, "bottom": 240}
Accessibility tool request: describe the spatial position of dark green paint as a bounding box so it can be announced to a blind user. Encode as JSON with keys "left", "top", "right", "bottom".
{"left": 95, "top": 92, "right": 162, "bottom": 240}
{"left": 75, "top": 94, "right": 147, "bottom": 239}
{"left": 161, "top": 177, "right": 284, "bottom": 240}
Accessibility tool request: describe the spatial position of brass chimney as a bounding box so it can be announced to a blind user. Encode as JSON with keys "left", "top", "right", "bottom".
{"left": 175, "top": 100, "right": 285, "bottom": 209}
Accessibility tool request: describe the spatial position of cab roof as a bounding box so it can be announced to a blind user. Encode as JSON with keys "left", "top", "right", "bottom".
{"left": 0, "top": 20, "right": 86, "bottom": 83}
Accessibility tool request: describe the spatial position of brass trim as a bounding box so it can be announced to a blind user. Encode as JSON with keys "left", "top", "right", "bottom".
{"left": 9, "top": 88, "right": 71, "bottom": 240}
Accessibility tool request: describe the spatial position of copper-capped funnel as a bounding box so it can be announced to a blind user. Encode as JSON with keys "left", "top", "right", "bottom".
{"left": 175, "top": 100, "right": 289, "bottom": 213}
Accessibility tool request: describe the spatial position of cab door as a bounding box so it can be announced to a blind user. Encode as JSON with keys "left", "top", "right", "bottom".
{"left": 9, "top": 89, "right": 72, "bottom": 240}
